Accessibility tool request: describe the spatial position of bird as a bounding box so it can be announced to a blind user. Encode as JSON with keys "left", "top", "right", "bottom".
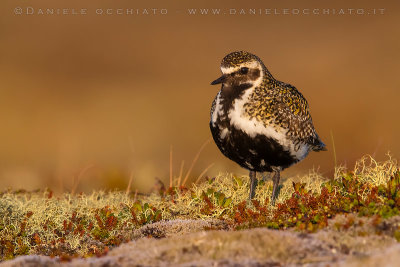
{"left": 209, "top": 51, "right": 326, "bottom": 204}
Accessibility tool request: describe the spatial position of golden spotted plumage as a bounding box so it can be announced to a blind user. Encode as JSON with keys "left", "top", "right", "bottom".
{"left": 225, "top": 51, "right": 321, "bottom": 149}
{"left": 222, "top": 51, "right": 264, "bottom": 68}
{"left": 210, "top": 51, "right": 326, "bottom": 203}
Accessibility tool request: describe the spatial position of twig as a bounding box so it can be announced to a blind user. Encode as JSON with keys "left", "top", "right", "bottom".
{"left": 182, "top": 139, "right": 211, "bottom": 186}
{"left": 195, "top": 163, "right": 214, "bottom": 184}
{"left": 58, "top": 175, "right": 64, "bottom": 194}
{"left": 71, "top": 164, "right": 94, "bottom": 195}
{"left": 177, "top": 160, "right": 185, "bottom": 187}
{"left": 169, "top": 145, "right": 173, "bottom": 188}
{"left": 126, "top": 171, "right": 134, "bottom": 196}
{"left": 133, "top": 189, "right": 138, "bottom": 202}
{"left": 330, "top": 130, "right": 337, "bottom": 168}
{"left": 372, "top": 138, "right": 383, "bottom": 158}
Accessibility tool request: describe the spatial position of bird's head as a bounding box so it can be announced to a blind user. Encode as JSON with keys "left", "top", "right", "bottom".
{"left": 211, "top": 51, "right": 268, "bottom": 89}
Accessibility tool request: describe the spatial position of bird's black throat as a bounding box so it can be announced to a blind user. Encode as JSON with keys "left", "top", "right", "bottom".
{"left": 219, "top": 82, "right": 253, "bottom": 113}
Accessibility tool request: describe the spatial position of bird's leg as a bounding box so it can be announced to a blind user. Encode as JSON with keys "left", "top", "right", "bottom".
{"left": 271, "top": 168, "right": 281, "bottom": 205}
{"left": 249, "top": 171, "right": 257, "bottom": 201}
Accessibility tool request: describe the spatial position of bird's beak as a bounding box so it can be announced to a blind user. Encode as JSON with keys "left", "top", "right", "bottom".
{"left": 211, "top": 75, "right": 226, "bottom": 85}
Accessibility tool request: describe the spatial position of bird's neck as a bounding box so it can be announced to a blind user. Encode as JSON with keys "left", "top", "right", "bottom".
{"left": 260, "top": 71, "right": 280, "bottom": 93}
{"left": 218, "top": 83, "right": 255, "bottom": 118}
{"left": 220, "top": 83, "right": 251, "bottom": 101}
{"left": 219, "top": 70, "right": 276, "bottom": 115}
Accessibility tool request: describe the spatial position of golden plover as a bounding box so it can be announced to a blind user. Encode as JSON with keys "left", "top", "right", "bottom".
{"left": 210, "top": 51, "right": 326, "bottom": 204}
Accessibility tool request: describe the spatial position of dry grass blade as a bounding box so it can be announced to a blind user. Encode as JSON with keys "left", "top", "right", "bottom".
{"left": 126, "top": 171, "right": 134, "bottom": 196}
{"left": 177, "top": 160, "right": 185, "bottom": 187}
{"left": 182, "top": 139, "right": 211, "bottom": 186}
{"left": 170, "top": 145, "right": 173, "bottom": 188}
{"left": 71, "top": 164, "right": 94, "bottom": 195}
{"left": 330, "top": 130, "right": 337, "bottom": 168}
{"left": 58, "top": 175, "right": 64, "bottom": 194}
{"left": 195, "top": 163, "right": 214, "bottom": 184}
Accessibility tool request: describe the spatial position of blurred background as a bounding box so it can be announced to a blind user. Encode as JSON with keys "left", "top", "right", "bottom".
{"left": 0, "top": 0, "right": 399, "bottom": 192}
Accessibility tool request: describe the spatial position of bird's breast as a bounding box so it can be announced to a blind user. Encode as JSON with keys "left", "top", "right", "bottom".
{"left": 211, "top": 89, "right": 310, "bottom": 162}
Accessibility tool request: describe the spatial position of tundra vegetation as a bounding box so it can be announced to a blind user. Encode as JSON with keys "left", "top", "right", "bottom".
{"left": 0, "top": 154, "right": 399, "bottom": 261}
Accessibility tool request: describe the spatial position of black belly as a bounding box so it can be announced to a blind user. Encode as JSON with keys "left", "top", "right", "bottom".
{"left": 210, "top": 122, "right": 298, "bottom": 172}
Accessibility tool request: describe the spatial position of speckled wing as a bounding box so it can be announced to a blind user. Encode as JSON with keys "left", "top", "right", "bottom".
{"left": 276, "top": 83, "right": 325, "bottom": 151}
{"left": 252, "top": 82, "right": 325, "bottom": 151}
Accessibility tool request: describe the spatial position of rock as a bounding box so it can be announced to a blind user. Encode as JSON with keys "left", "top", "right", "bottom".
{"left": 1, "top": 216, "right": 399, "bottom": 267}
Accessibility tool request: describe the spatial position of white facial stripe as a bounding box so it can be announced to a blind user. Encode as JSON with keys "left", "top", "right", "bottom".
{"left": 245, "top": 61, "right": 259, "bottom": 69}
{"left": 220, "top": 61, "right": 260, "bottom": 74}
{"left": 221, "top": 66, "right": 238, "bottom": 74}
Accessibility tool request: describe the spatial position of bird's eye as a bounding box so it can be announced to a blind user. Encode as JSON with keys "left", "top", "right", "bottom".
{"left": 240, "top": 67, "right": 249, "bottom": 74}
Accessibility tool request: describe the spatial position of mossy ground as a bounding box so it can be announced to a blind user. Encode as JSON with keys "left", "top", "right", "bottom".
{"left": 0, "top": 154, "right": 399, "bottom": 261}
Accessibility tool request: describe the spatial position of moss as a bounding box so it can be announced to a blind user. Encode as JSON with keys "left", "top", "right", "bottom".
{"left": 0, "top": 154, "right": 399, "bottom": 260}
